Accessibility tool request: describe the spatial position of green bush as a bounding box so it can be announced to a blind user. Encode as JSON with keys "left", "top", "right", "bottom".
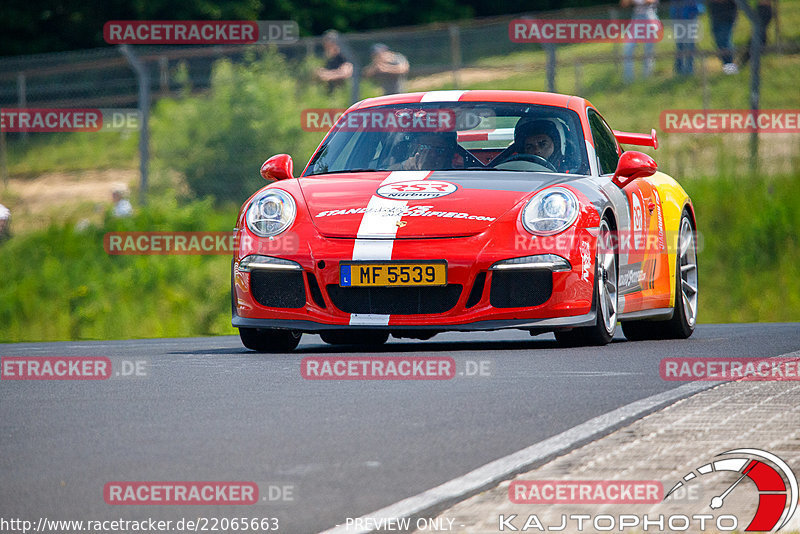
{"left": 0, "top": 197, "right": 238, "bottom": 342}
{"left": 151, "top": 49, "right": 349, "bottom": 203}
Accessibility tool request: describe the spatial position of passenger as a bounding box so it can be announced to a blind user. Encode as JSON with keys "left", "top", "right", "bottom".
{"left": 391, "top": 132, "right": 457, "bottom": 171}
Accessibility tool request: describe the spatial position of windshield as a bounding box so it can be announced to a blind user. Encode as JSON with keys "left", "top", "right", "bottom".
{"left": 303, "top": 102, "right": 590, "bottom": 176}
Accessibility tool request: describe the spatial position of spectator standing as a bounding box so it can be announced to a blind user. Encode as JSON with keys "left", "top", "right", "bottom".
{"left": 363, "top": 44, "right": 409, "bottom": 95}
{"left": 621, "top": 0, "right": 660, "bottom": 82}
{"left": 708, "top": 0, "right": 739, "bottom": 73}
{"left": 315, "top": 30, "right": 354, "bottom": 92}
{"left": 0, "top": 203, "right": 10, "bottom": 241}
{"left": 670, "top": 0, "right": 702, "bottom": 75}
{"left": 740, "top": 0, "right": 774, "bottom": 66}
{"left": 111, "top": 184, "right": 133, "bottom": 218}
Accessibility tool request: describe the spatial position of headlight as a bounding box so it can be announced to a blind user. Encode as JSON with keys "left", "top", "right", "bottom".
{"left": 521, "top": 187, "right": 579, "bottom": 235}
{"left": 246, "top": 189, "right": 296, "bottom": 237}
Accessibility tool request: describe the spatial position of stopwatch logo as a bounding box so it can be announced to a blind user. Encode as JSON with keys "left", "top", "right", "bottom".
{"left": 665, "top": 448, "right": 798, "bottom": 532}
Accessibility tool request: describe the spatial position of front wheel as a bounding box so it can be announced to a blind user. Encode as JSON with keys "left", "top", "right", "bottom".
{"left": 239, "top": 328, "right": 302, "bottom": 352}
{"left": 555, "top": 218, "right": 618, "bottom": 346}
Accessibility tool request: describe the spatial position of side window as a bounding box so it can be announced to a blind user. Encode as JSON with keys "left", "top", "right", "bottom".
{"left": 587, "top": 109, "right": 620, "bottom": 175}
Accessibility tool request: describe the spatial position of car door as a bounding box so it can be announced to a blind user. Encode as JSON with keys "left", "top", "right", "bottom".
{"left": 587, "top": 109, "right": 668, "bottom": 312}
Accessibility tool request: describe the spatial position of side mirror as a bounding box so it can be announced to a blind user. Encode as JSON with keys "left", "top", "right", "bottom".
{"left": 260, "top": 154, "right": 294, "bottom": 181}
{"left": 612, "top": 151, "right": 657, "bottom": 188}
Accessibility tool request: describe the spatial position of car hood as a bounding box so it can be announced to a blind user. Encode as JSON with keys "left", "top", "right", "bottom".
{"left": 298, "top": 170, "right": 571, "bottom": 238}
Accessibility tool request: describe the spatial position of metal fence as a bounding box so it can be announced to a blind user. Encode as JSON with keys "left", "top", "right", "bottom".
{"left": 4, "top": 2, "right": 788, "bottom": 109}
{"left": 0, "top": 1, "right": 794, "bottom": 193}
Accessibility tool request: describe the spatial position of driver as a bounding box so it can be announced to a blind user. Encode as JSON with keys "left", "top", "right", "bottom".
{"left": 515, "top": 119, "right": 566, "bottom": 172}
{"left": 390, "top": 131, "right": 457, "bottom": 171}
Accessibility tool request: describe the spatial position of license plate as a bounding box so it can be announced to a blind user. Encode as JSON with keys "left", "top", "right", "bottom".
{"left": 340, "top": 262, "right": 447, "bottom": 287}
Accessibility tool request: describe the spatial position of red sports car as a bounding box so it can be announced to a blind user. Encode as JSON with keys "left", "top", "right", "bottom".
{"left": 232, "top": 90, "right": 698, "bottom": 352}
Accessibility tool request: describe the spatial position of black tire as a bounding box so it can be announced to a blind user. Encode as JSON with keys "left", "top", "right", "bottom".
{"left": 621, "top": 209, "right": 697, "bottom": 340}
{"left": 239, "top": 328, "right": 302, "bottom": 352}
{"left": 320, "top": 330, "right": 390, "bottom": 346}
{"left": 555, "top": 218, "right": 618, "bottom": 347}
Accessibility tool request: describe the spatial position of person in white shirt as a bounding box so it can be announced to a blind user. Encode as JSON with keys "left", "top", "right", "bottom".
{"left": 0, "top": 203, "right": 10, "bottom": 240}
{"left": 111, "top": 184, "right": 133, "bottom": 218}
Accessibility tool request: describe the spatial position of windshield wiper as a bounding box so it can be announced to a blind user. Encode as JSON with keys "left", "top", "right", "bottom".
{"left": 309, "top": 168, "right": 378, "bottom": 175}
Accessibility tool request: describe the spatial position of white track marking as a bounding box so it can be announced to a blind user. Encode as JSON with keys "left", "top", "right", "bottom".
{"left": 349, "top": 171, "right": 431, "bottom": 326}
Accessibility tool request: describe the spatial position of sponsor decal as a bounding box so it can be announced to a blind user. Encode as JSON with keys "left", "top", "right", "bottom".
{"left": 660, "top": 109, "right": 800, "bottom": 133}
{"left": 316, "top": 204, "right": 496, "bottom": 222}
{"left": 509, "top": 19, "right": 663, "bottom": 44}
{"left": 631, "top": 192, "right": 644, "bottom": 234}
{"left": 580, "top": 240, "right": 592, "bottom": 282}
{"left": 618, "top": 266, "right": 646, "bottom": 288}
{"left": 660, "top": 357, "right": 800, "bottom": 381}
{"left": 653, "top": 190, "right": 665, "bottom": 250}
{"left": 376, "top": 181, "right": 457, "bottom": 200}
{"left": 103, "top": 20, "right": 298, "bottom": 45}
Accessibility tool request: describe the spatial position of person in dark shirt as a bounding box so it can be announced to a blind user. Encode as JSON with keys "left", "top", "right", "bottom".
{"left": 740, "top": 0, "right": 774, "bottom": 66}
{"left": 708, "top": 0, "right": 739, "bottom": 73}
{"left": 669, "top": 0, "right": 701, "bottom": 75}
{"left": 363, "top": 43, "right": 409, "bottom": 95}
{"left": 315, "top": 30, "right": 353, "bottom": 92}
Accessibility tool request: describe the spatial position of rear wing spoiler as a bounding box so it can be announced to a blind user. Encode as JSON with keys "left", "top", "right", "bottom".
{"left": 613, "top": 128, "right": 658, "bottom": 150}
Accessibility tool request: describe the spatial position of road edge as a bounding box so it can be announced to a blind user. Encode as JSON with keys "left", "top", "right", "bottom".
{"left": 320, "top": 380, "right": 722, "bottom": 534}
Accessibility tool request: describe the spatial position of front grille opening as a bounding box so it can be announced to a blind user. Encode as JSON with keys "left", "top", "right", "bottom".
{"left": 465, "top": 272, "right": 487, "bottom": 308}
{"left": 250, "top": 270, "right": 306, "bottom": 308}
{"left": 307, "top": 272, "right": 326, "bottom": 308}
{"left": 490, "top": 270, "right": 553, "bottom": 308}
{"left": 326, "top": 285, "right": 462, "bottom": 315}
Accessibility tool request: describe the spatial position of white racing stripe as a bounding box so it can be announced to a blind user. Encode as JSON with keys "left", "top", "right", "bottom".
{"left": 349, "top": 171, "right": 431, "bottom": 326}
{"left": 420, "top": 90, "right": 466, "bottom": 102}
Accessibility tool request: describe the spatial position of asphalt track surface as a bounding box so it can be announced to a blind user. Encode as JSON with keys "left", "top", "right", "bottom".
{"left": 2, "top": 323, "right": 799, "bottom": 533}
